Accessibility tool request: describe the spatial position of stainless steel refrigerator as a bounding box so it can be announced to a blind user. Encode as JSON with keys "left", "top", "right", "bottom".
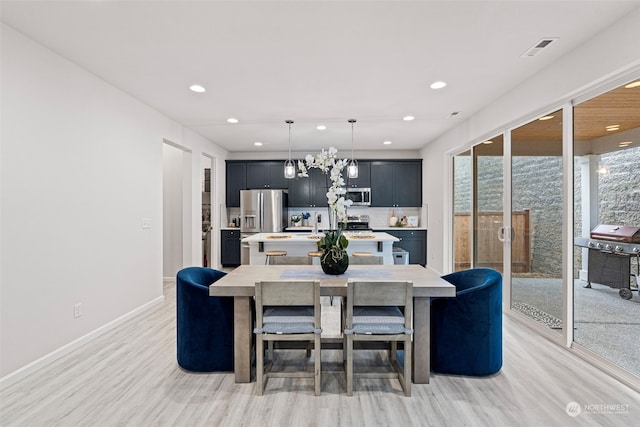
{"left": 240, "top": 189, "right": 288, "bottom": 264}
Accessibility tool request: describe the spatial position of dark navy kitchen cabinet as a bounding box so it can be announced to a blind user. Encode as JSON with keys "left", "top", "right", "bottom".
{"left": 345, "top": 161, "right": 370, "bottom": 188}
{"left": 221, "top": 230, "right": 241, "bottom": 266}
{"left": 370, "top": 160, "right": 422, "bottom": 207}
{"left": 225, "top": 162, "right": 246, "bottom": 208}
{"left": 288, "top": 167, "right": 329, "bottom": 207}
{"left": 385, "top": 229, "right": 427, "bottom": 266}
{"left": 246, "top": 161, "right": 290, "bottom": 190}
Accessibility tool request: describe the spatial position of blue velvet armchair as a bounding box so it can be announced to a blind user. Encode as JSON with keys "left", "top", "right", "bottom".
{"left": 431, "top": 268, "right": 503, "bottom": 376}
{"left": 176, "top": 267, "right": 234, "bottom": 372}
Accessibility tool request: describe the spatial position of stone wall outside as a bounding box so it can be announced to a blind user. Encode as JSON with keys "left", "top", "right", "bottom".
{"left": 454, "top": 146, "right": 639, "bottom": 277}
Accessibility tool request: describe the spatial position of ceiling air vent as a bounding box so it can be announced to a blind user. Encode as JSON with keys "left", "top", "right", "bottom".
{"left": 520, "top": 38, "right": 558, "bottom": 58}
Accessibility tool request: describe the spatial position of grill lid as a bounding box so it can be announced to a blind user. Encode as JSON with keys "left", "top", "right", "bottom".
{"left": 590, "top": 224, "right": 640, "bottom": 243}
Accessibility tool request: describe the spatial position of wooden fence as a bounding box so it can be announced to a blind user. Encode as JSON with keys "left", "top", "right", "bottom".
{"left": 454, "top": 210, "right": 530, "bottom": 273}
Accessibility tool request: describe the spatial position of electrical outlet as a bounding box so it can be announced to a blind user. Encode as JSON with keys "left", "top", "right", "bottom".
{"left": 74, "top": 303, "right": 82, "bottom": 318}
{"left": 142, "top": 218, "right": 151, "bottom": 229}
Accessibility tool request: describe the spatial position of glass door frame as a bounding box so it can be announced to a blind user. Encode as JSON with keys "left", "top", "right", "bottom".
{"left": 449, "top": 133, "right": 512, "bottom": 312}
{"left": 502, "top": 130, "right": 513, "bottom": 314}
{"left": 447, "top": 69, "right": 640, "bottom": 392}
{"left": 449, "top": 106, "right": 573, "bottom": 342}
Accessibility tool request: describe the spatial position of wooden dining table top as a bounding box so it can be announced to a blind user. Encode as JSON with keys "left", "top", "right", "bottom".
{"left": 209, "top": 264, "right": 455, "bottom": 298}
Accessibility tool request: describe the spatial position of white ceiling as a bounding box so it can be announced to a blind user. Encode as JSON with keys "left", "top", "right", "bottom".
{"left": 2, "top": 0, "right": 639, "bottom": 154}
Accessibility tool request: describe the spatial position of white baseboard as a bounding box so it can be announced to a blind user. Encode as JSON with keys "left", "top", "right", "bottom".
{"left": 0, "top": 295, "right": 165, "bottom": 391}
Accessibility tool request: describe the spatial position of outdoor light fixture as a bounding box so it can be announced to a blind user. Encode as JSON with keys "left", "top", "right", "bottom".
{"left": 284, "top": 120, "right": 296, "bottom": 179}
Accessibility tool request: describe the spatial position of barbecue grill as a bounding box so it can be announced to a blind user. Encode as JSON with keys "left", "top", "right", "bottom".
{"left": 575, "top": 224, "right": 640, "bottom": 299}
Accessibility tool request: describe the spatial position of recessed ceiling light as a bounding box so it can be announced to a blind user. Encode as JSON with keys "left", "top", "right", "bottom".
{"left": 189, "top": 84, "right": 206, "bottom": 93}
{"left": 254, "top": 142, "right": 263, "bottom": 146}
{"left": 482, "top": 140, "right": 494, "bottom": 144}
{"left": 619, "top": 141, "right": 631, "bottom": 146}
{"left": 606, "top": 125, "right": 620, "bottom": 131}
{"left": 539, "top": 115, "right": 554, "bottom": 121}
{"left": 227, "top": 118, "right": 238, "bottom": 124}
{"left": 430, "top": 81, "right": 447, "bottom": 89}
{"left": 624, "top": 81, "right": 640, "bottom": 89}
{"left": 403, "top": 116, "right": 415, "bottom": 121}
{"left": 383, "top": 140, "right": 392, "bottom": 145}
{"left": 317, "top": 125, "right": 327, "bottom": 130}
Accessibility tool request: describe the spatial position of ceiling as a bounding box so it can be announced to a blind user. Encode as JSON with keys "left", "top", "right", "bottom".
{"left": 2, "top": 0, "right": 639, "bottom": 155}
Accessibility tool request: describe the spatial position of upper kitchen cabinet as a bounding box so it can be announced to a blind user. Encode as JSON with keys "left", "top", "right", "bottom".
{"left": 226, "top": 161, "right": 246, "bottom": 207}
{"left": 345, "top": 161, "right": 370, "bottom": 188}
{"left": 246, "top": 161, "right": 290, "bottom": 190}
{"left": 288, "top": 167, "right": 329, "bottom": 207}
{"left": 370, "top": 160, "right": 422, "bottom": 207}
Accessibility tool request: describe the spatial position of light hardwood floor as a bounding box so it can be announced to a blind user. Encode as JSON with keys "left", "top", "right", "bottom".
{"left": 1, "top": 281, "right": 638, "bottom": 427}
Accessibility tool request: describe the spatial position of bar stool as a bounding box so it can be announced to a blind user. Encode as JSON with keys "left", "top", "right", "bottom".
{"left": 352, "top": 252, "right": 374, "bottom": 257}
{"left": 265, "top": 250, "right": 287, "bottom": 265}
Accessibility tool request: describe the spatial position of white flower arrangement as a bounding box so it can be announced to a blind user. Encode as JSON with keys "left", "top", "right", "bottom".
{"left": 297, "top": 147, "right": 353, "bottom": 224}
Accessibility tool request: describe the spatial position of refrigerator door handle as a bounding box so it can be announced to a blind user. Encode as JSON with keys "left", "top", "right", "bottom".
{"left": 259, "top": 192, "right": 264, "bottom": 231}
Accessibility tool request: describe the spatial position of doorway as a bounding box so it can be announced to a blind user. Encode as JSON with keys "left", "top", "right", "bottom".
{"left": 162, "top": 142, "right": 189, "bottom": 279}
{"left": 202, "top": 154, "right": 214, "bottom": 268}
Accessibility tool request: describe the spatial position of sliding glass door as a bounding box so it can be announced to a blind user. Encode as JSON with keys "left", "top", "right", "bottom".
{"left": 573, "top": 80, "right": 640, "bottom": 377}
{"left": 510, "top": 109, "right": 564, "bottom": 333}
{"left": 452, "top": 136, "right": 505, "bottom": 274}
{"left": 453, "top": 150, "right": 472, "bottom": 271}
{"left": 451, "top": 75, "right": 640, "bottom": 384}
{"left": 473, "top": 136, "right": 505, "bottom": 273}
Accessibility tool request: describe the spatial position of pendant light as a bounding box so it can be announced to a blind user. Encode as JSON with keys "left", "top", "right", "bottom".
{"left": 347, "top": 119, "right": 358, "bottom": 179}
{"left": 284, "top": 120, "right": 296, "bottom": 179}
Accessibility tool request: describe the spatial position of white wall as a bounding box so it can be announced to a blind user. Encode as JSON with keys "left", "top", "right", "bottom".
{"left": 0, "top": 24, "right": 228, "bottom": 381}
{"left": 421, "top": 8, "right": 640, "bottom": 274}
{"left": 162, "top": 144, "right": 184, "bottom": 277}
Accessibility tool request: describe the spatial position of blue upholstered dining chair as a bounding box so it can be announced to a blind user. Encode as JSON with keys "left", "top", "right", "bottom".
{"left": 176, "top": 267, "right": 234, "bottom": 372}
{"left": 431, "top": 268, "right": 503, "bottom": 376}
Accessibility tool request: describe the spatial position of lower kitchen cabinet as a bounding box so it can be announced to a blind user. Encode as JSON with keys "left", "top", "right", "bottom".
{"left": 221, "top": 230, "right": 241, "bottom": 266}
{"left": 384, "top": 229, "right": 427, "bottom": 266}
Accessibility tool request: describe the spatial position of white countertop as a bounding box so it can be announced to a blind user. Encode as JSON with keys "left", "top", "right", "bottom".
{"left": 286, "top": 226, "right": 428, "bottom": 232}
{"left": 373, "top": 227, "right": 427, "bottom": 231}
{"left": 241, "top": 231, "right": 399, "bottom": 243}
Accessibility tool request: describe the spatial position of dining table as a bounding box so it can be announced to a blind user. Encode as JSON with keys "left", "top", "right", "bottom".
{"left": 209, "top": 264, "right": 456, "bottom": 384}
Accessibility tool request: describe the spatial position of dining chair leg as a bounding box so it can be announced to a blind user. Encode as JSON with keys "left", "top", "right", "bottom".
{"left": 256, "top": 335, "right": 264, "bottom": 396}
{"left": 314, "top": 334, "right": 321, "bottom": 396}
{"left": 346, "top": 334, "right": 354, "bottom": 396}
{"left": 403, "top": 337, "right": 412, "bottom": 397}
{"left": 343, "top": 334, "right": 347, "bottom": 362}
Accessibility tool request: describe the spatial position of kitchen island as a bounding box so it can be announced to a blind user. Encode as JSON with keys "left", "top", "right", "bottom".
{"left": 242, "top": 231, "right": 399, "bottom": 265}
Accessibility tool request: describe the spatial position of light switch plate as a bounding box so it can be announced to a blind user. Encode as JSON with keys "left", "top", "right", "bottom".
{"left": 142, "top": 218, "right": 151, "bottom": 229}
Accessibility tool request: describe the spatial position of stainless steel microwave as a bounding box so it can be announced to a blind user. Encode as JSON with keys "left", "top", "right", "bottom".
{"left": 346, "top": 187, "right": 371, "bottom": 206}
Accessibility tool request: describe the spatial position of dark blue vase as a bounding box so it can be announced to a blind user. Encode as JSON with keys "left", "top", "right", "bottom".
{"left": 320, "top": 248, "right": 349, "bottom": 275}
